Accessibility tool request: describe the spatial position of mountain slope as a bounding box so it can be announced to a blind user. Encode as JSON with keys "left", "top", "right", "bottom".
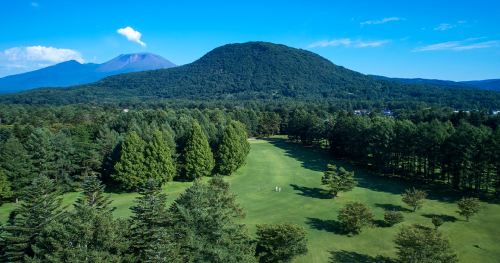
{"left": 461, "top": 79, "right": 500, "bottom": 91}
{"left": 0, "top": 52, "right": 177, "bottom": 94}
{"left": 1, "top": 41, "right": 500, "bottom": 109}
{"left": 369, "top": 75, "right": 500, "bottom": 91}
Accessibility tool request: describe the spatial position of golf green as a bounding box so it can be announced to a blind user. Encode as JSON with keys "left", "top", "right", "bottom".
{"left": 1, "top": 136, "right": 499, "bottom": 262}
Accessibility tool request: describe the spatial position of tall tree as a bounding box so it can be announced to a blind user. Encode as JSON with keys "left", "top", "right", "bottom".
{"left": 230, "top": 121, "right": 251, "bottom": 169}
{"left": 255, "top": 222, "right": 308, "bottom": 263}
{"left": 113, "top": 131, "right": 147, "bottom": 190}
{"left": 0, "top": 170, "right": 13, "bottom": 205}
{"left": 0, "top": 137, "right": 32, "bottom": 195}
{"left": 170, "top": 175, "right": 255, "bottom": 262}
{"left": 1, "top": 175, "right": 66, "bottom": 262}
{"left": 129, "top": 179, "right": 183, "bottom": 262}
{"left": 181, "top": 122, "right": 214, "bottom": 179}
{"left": 215, "top": 125, "right": 241, "bottom": 175}
{"left": 24, "top": 128, "right": 55, "bottom": 178}
{"left": 145, "top": 131, "right": 176, "bottom": 183}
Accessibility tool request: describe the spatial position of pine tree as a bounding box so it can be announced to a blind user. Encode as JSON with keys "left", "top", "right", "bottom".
{"left": 129, "top": 179, "right": 182, "bottom": 261}
{"left": 24, "top": 128, "right": 55, "bottom": 178}
{"left": 0, "top": 137, "right": 32, "bottom": 194}
{"left": 145, "top": 131, "right": 175, "bottom": 183}
{"left": 170, "top": 175, "right": 256, "bottom": 262}
{"left": 30, "top": 176, "right": 130, "bottom": 262}
{"left": 182, "top": 122, "right": 214, "bottom": 179}
{"left": 113, "top": 131, "right": 147, "bottom": 190}
{"left": 74, "top": 175, "right": 114, "bottom": 212}
{"left": 1, "top": 175, "right": 66, "bottom": 262}
{"left": 321, "top": 165, "right": 358, "bottom": 197}
{"left": 216, "top": 125, "right": 241, "bottom": 175}
{"left": 0, "top": 170, "right": 13, "bottom": 204}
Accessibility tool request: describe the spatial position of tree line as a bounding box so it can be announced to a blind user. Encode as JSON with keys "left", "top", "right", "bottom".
{"left": 287, "top": 109, "right": 500, "bottom": 197}
{"left": 0, "top": 106, "right": 252, "bottom": 204}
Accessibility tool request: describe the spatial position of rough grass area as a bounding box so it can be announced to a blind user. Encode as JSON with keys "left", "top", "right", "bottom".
{"left": 2, "top": 136, "right": 500, "bottom": 262}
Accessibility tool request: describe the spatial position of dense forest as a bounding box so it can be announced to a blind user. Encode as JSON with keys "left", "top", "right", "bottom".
{"left": 2, "top": 42, "right": 500, "bottom": 110}
{"left": 1, "top": 102, "right": 500, "bottom": 202}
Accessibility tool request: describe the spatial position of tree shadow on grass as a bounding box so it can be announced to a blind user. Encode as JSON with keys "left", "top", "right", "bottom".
{"left": 421, "top": 213, "right": 459, "bottom": 222}
{"left": 328, "top": 250, "right": 396, "bottom": 263}
{"left": 372, "top": 219, "right": 391, "bottom": 228}
{"left": 305, "top": 217, "right": 343, "bottom": 234}
{"left": 373, "top": 203, "right": 413, "bottom": 213}
{"left": 269, "top": 138, "right": 499, "bottom": 204}
{"left": 290, "top": 184, "right": 332, "bottom": 199}
{"left": 265, "top": 138, "right": 328, "bottom": 172}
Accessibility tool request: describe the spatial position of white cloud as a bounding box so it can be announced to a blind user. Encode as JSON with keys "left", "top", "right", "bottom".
{"left": 117, "top": 27, "right": 146, "bottom": 47}
{"left": 360, "top": 17, "right": 404, "bottom": 26}
{"left": 0, "top": 46, "right": 83, "bottom": 77}
{"left": 31, "top": 2, "right": 38, "bottom": 7}
{"left": 308, "top": 38, "right": 391, "bottom": 48}
{"left": 434, "top": 23, "right": 454, "bottom": 30}
{"left": 413, "top": 38, "right": 499, "bottom": 52}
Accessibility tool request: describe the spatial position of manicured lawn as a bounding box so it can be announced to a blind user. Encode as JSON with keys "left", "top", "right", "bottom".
{"left": 1, "top": 136, "right": 500, "bottom": 262}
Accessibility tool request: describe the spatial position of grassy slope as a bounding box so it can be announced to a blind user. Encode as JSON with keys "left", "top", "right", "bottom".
{"left": 1, "top": 137, "right": 499, "bottom": 262}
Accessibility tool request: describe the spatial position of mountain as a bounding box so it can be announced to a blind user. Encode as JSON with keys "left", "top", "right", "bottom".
{"left": 461, "top": 79, "right": 500, "bottom": 91}
{"left": 0, "top": 52, "right": 176, "bottom": 94}
{"left": 369, "top": 75, "right": 500, "bottom": 91}
{"left": 1, "top": 41, "right": 500, "bottom": 109}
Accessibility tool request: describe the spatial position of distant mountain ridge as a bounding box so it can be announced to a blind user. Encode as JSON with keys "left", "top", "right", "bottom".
{"left": 0, "top": 52, "right": 177, "bottom": 94}
{"left": 1, "top": 41, "right": 500, "bottom": 109}
{"left": 369, "top": 75, "right": 500, "bottom": 91}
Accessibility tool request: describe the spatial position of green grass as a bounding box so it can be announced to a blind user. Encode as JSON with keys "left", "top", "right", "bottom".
{"left": 2, "top": 136, "right": 500, "bottom": 262}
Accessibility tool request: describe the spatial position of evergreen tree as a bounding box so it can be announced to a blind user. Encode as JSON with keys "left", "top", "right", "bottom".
{"left": 0, "top": 170, "right": 13, "bottom": 204}
{"left": 0, "top": 137, "right": 32, "bottom": 195}
{"left": 30, "top": 176, "right": 130, "bottom": 262}
{"left": 456, "top": 197, "right": 481, "bottom": 222}
{"left": 170, "top": 175, "right": 255, "bottom": 262}
{"left": 402, "top": 188, "right": 428, "bottom": 212}
{"left": 230, "top": 121, "right": 251, "bottom": 168}
{"left": 394, "top": 224, "right": 458, "bottom": 263}
{"left": 321, "top": 165, "right": 358, "bottom": 197}
{"left": 24, "top": 128, "right": 55, "bottom": 178}
{"left": 182, "top": 122, "right": 214, "bottom": 179}
{"left": 255, "top": 222, "right": 308, "bottom": 263}
{"left": 129, "top": 179, "right": 183, "bottom": 262}
{"left": 113, "top": 131, "right": 147, "bottom": 190}
{"left": 145, "top": 131, "right": 176, "bottom": 183}
{"left": 337, "top": 200, "right": 374, "bottom": 235}
{"left": 74, "top": 175, "right": 114, "bottom": 212}
{"left": 216, "top": 125, "right": 241, "bottom": 175}
{"left": 1, "top": 175, "right": 66, "bottom": 262}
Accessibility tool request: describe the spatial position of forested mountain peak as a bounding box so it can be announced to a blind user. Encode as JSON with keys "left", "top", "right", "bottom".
{"left": 1, "top": 41, "right": 500, "bottom": 109}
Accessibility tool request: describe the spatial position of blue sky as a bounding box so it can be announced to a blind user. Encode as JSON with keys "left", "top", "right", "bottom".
{"left": 0, "top": 0, "right": 499, "bottom": 81}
